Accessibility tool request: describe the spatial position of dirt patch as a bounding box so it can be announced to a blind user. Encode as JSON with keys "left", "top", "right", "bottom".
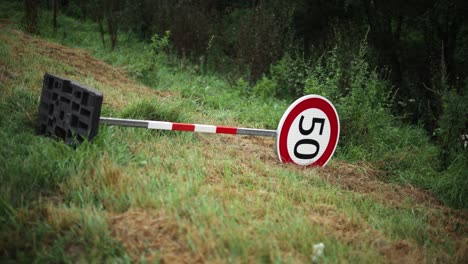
{"left": 307, "top": 205, "right": 426, "bottom": 263}
{"left": 424, "top": 207, "right": 468, "bottom": 262}
{"left": 306, "top": 162, "right": 468, "bottom": 262}
{"left": 107, "top": 208, "right": 203, "bottom": 263}
{"left": 197, "top": 133, "right": 442, "bottom": 209}
{"left": 316, "top": 161, "right": 442, "bottom": 208}
{"left": 238, "top": 136, "right": 278, "bottom": 163}
{"left": 303, "top": 161, "right": 467, "bottom": 261}
{"left": 29, "top": 36, "right": 129, "bottom": 88}
{"left": 379, "top": 240, "right": 425, "bottom": 264}
{"left": 194, "top": 134, "right": 277, "bottom": 184}
{"left": 204, "top": 134, "right": 277, "bottom": 163}
{"left": 200, "top": 134, "right": 443, "bottom": 209}
{"left": 198, "top": 135, "right": 467, "bottom": 262}
{"left": 4, "top": 27, "right": 176, "bottom": 109}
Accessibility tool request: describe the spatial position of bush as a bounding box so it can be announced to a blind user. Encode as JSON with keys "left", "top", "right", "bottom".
{"left": 252, "top": 75, "right": 277, "bottom": 99}
{"left": 305, "top": 41, "right": 390, "bottom": 148}
{"left": 125, "top": 31, "right": 172, "bottom": 83}
{"left": 270, "top": 53, "right": 310, "bottom": 97}
{"left": 300, "top": 39, "right": 467, "bottom": 208}
{"left": 435, "top": 155, "right": 468, "bottom": 208}
{"left": 233, "top": 77, "right": 251, "bottom": 96}
{"left": 149, "top": 31, "right": 171, "bottom": 56}
{"left": 432, "top": 84, "right": 468, "bottom": 208}
{"left": 436, "top": 87, "right": 468, "bottom": 168}
{"left": 304, "top": 47, "right": 343, "bottom": 102}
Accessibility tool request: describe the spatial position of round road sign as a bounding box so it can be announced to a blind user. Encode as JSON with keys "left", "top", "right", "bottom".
{"left": 276, "top": 95, "right": 340, "bottom": 167}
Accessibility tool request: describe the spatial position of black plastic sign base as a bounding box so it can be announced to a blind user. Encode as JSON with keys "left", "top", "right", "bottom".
{"left": 37, "top": 73, "right": 103, "bottom": 145}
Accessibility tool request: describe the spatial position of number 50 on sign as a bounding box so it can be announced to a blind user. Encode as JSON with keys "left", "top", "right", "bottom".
{"left": 276, "top": 95, "right": 340, "bottom": 167}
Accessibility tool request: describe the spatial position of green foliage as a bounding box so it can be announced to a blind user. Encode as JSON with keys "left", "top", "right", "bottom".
{"left": 435, "top": 155, "right": 468, "bottom": 208}
{"left": 0, "top": 197, "right": 16, "bottom": 227}
{"left": 300, "top": 40, "right": 467, "bottom": 208}
{"left": 233, "top": 77, "right": 250, "bottom": 96}
{"left": 304, "top": 47, "right": 343, "bottom": 101}
{"left": 269, "top": 53, "right": 309, "bottom": 97}
{"left": 149, "top": 30, "right": 171, "bottom": 56}
{"left": 432, "top": 86, "right": 468, "bottom": 208}
{"left": 123, "top": 31, "right": 172, "bottom": 81}
{"left": 436, "top": 87, "right": 468, "bottom": 167}
{"left": 0, "top": 87, "right": 72, "bottom": 207}
{"left": 252, "top": 75, "right": 277, "bottom": 99}
{"left": 305, "top": 41, "right": 390, "bottom": 147}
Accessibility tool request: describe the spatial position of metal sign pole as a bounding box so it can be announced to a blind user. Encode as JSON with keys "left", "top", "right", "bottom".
{"left": 99, "top": 117, "right": 277, "bottom": 137}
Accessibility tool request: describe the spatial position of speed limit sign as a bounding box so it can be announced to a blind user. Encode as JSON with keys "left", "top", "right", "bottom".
{"left": 276, "top": 95, "right": 340, "bottom": 167}
{"left": 40, "top": 74, "right": 339, "bottom": 167}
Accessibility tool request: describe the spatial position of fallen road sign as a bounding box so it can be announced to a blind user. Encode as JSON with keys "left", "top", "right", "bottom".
{"left": 276, "top": 95, "right": 340, "bottom": 167}
{"left": 37, "top": 73, "right": 340, "bottom": 167}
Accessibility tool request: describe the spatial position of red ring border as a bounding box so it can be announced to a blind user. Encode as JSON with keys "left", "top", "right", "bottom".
{"left": 276, "top": 95, "right": 340, "bottom": 167}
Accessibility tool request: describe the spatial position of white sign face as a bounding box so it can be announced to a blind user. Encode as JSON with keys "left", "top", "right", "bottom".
{"left": 276, "top": 95, "right": 340, "bottom": 167}
{"left": 286, "top": 108, "right": 331, "bottom": 165}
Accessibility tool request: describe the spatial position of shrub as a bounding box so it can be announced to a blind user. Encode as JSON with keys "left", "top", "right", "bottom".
{"left": 305, "top": 41, "right": 390, "bottom": 148}
{"left": 233, "top": 77, "right": 251, "bottom": 96}
{"left": 436, "top": 87, "right": 468, "bottom": 168}
{"left": 252, "top": 76, "right": 277, "bottom": 99}
{"left": 304, "top": 47, "right": 343, "bottom": 102}
{"left": 435, "top": 154, "right": 468, "bottom": 208}
{"left": 149, "top": 31, "right": 171, "bottom": 56}
{"left": 432, "top": 84, "right": 468, "bottom": 208}
{"left": 126, "top": 31, "right": 171, "bottom": 82}
{"left": 269, "top": 53, "right": 310, "bottom": 97}
{"left": 301, "top": 39, "right": 467, "bottom": 208}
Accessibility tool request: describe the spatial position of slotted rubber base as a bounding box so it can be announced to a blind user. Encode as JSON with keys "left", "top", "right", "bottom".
{"left": 37, "top": 73, "right": 103, "bottom": 145}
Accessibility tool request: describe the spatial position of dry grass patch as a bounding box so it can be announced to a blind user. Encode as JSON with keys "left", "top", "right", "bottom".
{"left": 1, "top": 26, "right": 176, "bottom": 109}
{"left": 317, "top": 161, "right": 442, "bottom": 207}
{"left": 107, "top": 208, "right": 202, "bottom": 263}
{"left": 307, "top": 205, "right": 426, "bottom": 263}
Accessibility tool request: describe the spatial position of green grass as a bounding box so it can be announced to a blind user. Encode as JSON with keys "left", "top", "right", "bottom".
{"left": 1, "top": 2, "right": 467, "bottom": 263}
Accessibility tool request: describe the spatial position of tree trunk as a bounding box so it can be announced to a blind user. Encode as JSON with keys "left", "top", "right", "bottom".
{"left": 53, "top": 0, "right": 58, "bottom": 32}
{"left": 98, "top": 17, "right": 106, "bottom": 48}
{"left": 24, "top": 0, "right": 39, "bottom": 34}
{"left": 107, "top": 17, "right": 117, "bottom": 50}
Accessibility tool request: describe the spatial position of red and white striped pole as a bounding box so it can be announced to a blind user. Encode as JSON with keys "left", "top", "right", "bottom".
{"left": 99, "top": 95, "right": 340, "bottom": 167}
{"left": 99, "top": 117, "right": 277, "bottom": 137}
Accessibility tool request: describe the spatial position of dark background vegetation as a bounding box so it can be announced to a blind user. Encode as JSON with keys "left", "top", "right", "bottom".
{"left": 18, "top": 0, "right": 468, "bottom": 208}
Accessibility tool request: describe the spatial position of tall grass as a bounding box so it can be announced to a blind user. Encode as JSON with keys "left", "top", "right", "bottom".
{"left": 0, "top": 2, "right": 466, "bottom": 262}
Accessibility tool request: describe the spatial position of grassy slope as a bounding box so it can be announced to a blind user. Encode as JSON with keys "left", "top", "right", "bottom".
{"left": 0, "top": 9, "right": 467, "bottom": 264}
